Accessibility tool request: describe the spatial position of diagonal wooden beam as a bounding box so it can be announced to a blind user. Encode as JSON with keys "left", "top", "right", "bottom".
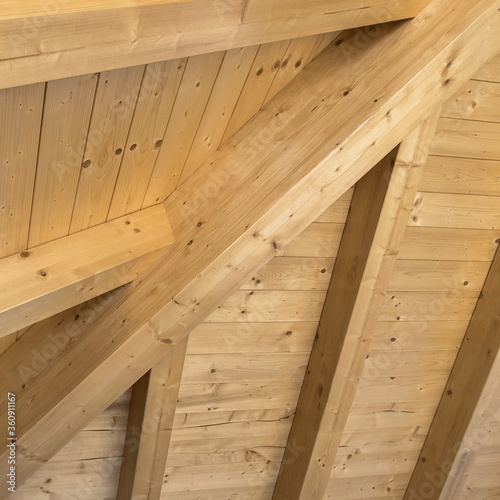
{"left": 0, "top": 0, "right": 432, "bottom": 90}
{"left": 404, "top": 244, "right": 500, "bottom": 500}
{"left": 272, "top": 112, "right": 441, "bottom": 499}
{"left": 1, "top": 0, "right": 499, "bottom": 491}
{"left": 117, "top": 337, "right": 188, "bottom": 500}
{"left": 0, "top": 205, "right": 174, "bottom": 338}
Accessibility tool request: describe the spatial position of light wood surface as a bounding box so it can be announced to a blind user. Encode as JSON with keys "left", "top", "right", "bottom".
{"left": 117, "top": 338, "right": 188, "bottom": 500}
{"left": 3, "top": 0, "right": 500, "bottom": 491}
{"left": 273, "top": 115, "right": 440, "bottom": 499}
{"left": 0, "top": 0, "right": 432, "bottom": 90}
{"left": 0, "top": 205, "right": 174, "bottom": 338}
{"left": 28, "top": 74, "right": 98, "bottom": 247}
{"left": 404, "top": 246, "right": 500, "bottom": 500}
{"left": 0, "top": 83, "right": 44, "bottom": 258}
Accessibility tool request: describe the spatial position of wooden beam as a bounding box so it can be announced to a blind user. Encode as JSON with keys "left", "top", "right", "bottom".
{"left": 272, "top": 113, "right": 441, "bottom": 499}
{"left": 404, "top": 245, "right": 500, "bottom": 500}
{"left": 117, "top": 337, "right": 188, "bottom": 500}
{"left": 0, "top": 204, "right": 174, "bottom": 338}
{"left": 0, "top": 0, "right": 432, "bottom": 90}
{"left": 1, "top": 0, "right": 499, "bottom": 489}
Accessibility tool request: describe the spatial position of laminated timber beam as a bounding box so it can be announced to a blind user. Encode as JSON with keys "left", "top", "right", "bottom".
{"left": 272, "top": 113, "right": 441, "bottom": 500}
{"left": 0, "top": 205, "right": 174, "bottom": 339}
{"left": 0, "top": 0, "right": 434, "bottom": 90}
{"left": 1, "top": 0, "right": 500, "bottom": 490}
{"left": 117, "top": 337, "right": 188, "bottom": 500}
{"left": 404, "top": 245, "right": 500, "bottom": 500}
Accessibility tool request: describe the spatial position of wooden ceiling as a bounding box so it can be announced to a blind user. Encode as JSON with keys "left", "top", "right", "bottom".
{"left": 1, "top": 1, "right": 500, "bottom": 499}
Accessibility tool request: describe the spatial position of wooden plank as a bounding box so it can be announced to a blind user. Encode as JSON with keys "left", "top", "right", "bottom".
{"left": 162, "top": 461, "right": 280, "bottom": 493}
{"left": 16, "top": 458, "right": 122, "bottom": 499}
{"left": 404, "top": 246, "right": 500, "bottom": 500}
{"left": 371, "top": 320, "right": 468, "bottom": 353}
{"left": 173, "top": 408, "right": 296, "bottom": 429}
{"left": 2, "top": 1, "right": 499, "bottom": 486}
{"left": 410, "top": 192, "right": 500, "bottom": 230}
{"left": 221, "top": 39, "right": 290, "bottom": 143}
{"left": 107, "top": 59, "right": 186, "bottom": 219}
{"left": 142, "top": 51, "right": 225, "bottom": 205}
{"left": 117, "top": 337, "right": 188, "bottom": 500}
{"left": 69, "top": 65, "right": 145, "bottom": 232}
{"left": 280, "top": 223, "right": 345, "bottom": 257}
{"left": 187, "top": 322, "right": 318, "bottom": 354}
{"left": 167, "top": 436, "right": 288, "bottom": 468}
{"left": 431, "top": 117, "right": 500, "bottom": 160}
{"left": 0, "top": 83, "right": 44, "bottom": 258}
{"left": 181, "top": 352, "right": 309, "bottom": 383}
{"left": 206, "top": 290, "right": 327, "bottom": 323}
{"left": 399, "top": 227, "right": 500, "bottom": 262}
{"left": 0, "top": 0, "right": 433, "bottom": 90}
{"left": 177, "top": 380, "right": 302, "bottom": 413}
{"left": 240, "top": 256, "right": 335, "bottom": 291}
{"left": 0, "top": 205, "right": 174, "bottom": 338}
{"left": 179, "top": 46, "right": 259, "bottom": 185}
{"left": 420, "top": 156, "right": 500, "bottom": 196}
{"left": 28, "top": 74, "right": 98, "bottom": 247}
{"left": 272, "top": 115, "right": 440, "bottom": 499}
{"left": 380, "top": 290, "right": 479, "bottom": 322}
{"left": 389, "top": 260, "right": 491, "bottom": 291}
{"left": 441, "top": 79, "right": 500, "bottom": 122}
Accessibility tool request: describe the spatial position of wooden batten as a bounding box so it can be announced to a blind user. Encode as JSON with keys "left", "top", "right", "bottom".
{"left": 0, "top": 205, "right": 174, "bottom": 338}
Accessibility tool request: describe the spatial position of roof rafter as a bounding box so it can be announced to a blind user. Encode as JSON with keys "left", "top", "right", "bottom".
{"left": 1, "top": 0, "right": 500, "bottom": 491}
{"left": 404, "top": 245, "right": 500, "bottom": 500}
{"left": 0, "top": 0, "right": 432, "bottom": 90}
{"left": 117, "top": 337, "right": 188, "bottom": 500}
{"left": 273, "top": 112, "right": 441, "bottom": 499}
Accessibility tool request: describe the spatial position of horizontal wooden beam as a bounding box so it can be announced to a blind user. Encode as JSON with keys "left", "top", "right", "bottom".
{"left": 273, "top": 113, "right": 440, "bottom": 499}
{"left": 404, "top": 244, "right": 500, "bottom": 500}
{"left": 117, "top": 337, "right": 188, "bottom": 500}
{"left": 0, "top": 0, "right": 433, "bottom": 90}
{"left": 1, "top": 0, "right": 499, "bottom": 489}
{"left": 0, "top": 204, "right": 174, "bottom": 338}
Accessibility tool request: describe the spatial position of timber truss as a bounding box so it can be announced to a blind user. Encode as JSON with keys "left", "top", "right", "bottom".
{"left": 0, "top": 0, "right": 500, "bottom": 499}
